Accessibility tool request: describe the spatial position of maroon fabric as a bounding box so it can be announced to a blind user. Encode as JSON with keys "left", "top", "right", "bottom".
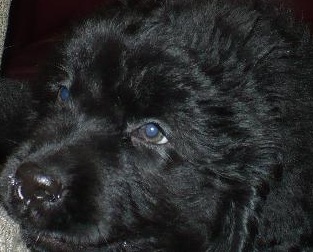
{"left": 2, "top": 0, "right": 115, "bottom": 80}
{"left": 2, "top": 0, "right": 313, "bottom": 81}
{"left": 292, "top": 0, "right": 313, "bottom": 25}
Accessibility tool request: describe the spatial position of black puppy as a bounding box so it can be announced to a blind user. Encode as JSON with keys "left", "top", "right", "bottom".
{"left": 1, "top": 0, "right": 313, "bottom": 251}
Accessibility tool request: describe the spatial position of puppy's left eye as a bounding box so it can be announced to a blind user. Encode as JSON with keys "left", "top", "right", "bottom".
{"left": 137, "top": 123, "right": 168, "bottom": 145}
{"left": 58, "top": 86, "right": 70, "bottom": 102}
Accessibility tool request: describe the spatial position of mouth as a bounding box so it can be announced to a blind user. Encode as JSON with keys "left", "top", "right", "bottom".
{"left": 25, "top": 231, "right": 128, "bottom": 252}
{"left": 30, "top": 234, "right": 83, "bottom": 252}
{"left": 25, "top": 227, "right": 161, "bottom": 252}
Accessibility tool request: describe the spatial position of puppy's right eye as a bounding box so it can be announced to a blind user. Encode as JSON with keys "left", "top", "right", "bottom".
{"left": 58, "top": 86, "right": 70, "bottom": 102}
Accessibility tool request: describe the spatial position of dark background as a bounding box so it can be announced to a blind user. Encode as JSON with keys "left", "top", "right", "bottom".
{"left": 2, "top": 0, "right": 313, "bottom": 80}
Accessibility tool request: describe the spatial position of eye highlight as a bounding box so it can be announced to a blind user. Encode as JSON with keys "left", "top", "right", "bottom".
{"left": 58, "top": 86, "right": 70, "bottom": 102}
{"left": 145, "top": 123, "right": 160, "bottom": 138}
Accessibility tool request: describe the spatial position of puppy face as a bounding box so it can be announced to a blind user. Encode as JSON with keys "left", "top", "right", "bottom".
{"left": 1, "top": 22, "right": 222, "bottom": 252}
{"left": 1, "top": 1, "right": 290, "bottom": 251}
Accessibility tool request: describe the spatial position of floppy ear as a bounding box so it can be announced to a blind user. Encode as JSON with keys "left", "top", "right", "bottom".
{"left": 0, "top": 79, "right": 36, "bottom": 162}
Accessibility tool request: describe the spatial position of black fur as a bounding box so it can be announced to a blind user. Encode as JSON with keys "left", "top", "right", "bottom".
{"left": 1, "top": 0, "right": 313, "bottom": 251}
{"left": 0, "top": 79, "right": 35, "bottom": 162}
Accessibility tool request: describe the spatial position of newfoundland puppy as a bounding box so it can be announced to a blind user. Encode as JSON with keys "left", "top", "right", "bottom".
{"left": 1, "top": 0, "right": 313, "bottom": 251}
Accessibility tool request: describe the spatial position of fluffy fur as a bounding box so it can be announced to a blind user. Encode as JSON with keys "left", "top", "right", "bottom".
{"left": 0, "top": 79, "right": 35, "bottom": 163}
{"left": 1, "top": 0, "right": 313, "bottom": 251}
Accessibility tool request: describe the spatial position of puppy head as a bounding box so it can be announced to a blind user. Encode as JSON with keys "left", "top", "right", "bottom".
{"left": 0, "top": 2, "right": 281, "bottom": 251}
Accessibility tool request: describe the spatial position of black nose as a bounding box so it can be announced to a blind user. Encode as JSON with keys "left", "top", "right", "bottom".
{"left": 15, "top": 162, "right": 62, "bottom": 205}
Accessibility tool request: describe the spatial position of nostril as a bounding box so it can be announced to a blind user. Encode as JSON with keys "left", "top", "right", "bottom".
{"left": 15, "top": 162, "right": 62, "bottom": 204}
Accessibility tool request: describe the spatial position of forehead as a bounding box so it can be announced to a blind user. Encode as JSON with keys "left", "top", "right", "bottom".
{"left": 61, "top": 26, "right": 197, "bottom": 118}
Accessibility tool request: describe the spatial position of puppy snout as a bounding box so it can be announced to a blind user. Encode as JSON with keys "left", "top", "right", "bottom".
{"left": 15, "top": 162, "right": 62, "bottom": 205}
